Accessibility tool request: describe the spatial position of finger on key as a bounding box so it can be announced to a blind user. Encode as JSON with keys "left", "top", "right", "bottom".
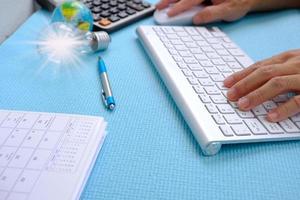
{"left": 168, "top": 0, "right": 203, "bottom": 17}
{"left": 227, "top": 63, "right": 296, "bottom": 101}
{"left": 267, "top": 95, "right": 300, "bottom": 122}
{"left": 224, "top": 53, "right": 291, "bottom": 88}
{"left": 156, "top": 0, "right": 178, "bottom": 10}
{"left": 238, "top": 75, "right": 300, "bottom": 111}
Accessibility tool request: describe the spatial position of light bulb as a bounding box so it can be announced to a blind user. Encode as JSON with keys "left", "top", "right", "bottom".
{"left": 37, "top": 22, "right": 111, "bottom": 64}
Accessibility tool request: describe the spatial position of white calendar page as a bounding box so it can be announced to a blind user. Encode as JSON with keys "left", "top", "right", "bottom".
{"left": 0, "top": 110, "right": 107, "bottom": 200}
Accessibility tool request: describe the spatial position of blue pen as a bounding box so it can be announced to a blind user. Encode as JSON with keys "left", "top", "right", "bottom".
{"left": 98, "top": 56, "right": 115, "bottom": 110}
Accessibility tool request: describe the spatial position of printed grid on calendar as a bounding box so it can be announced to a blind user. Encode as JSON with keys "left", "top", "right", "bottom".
{"left": 0, "top": 110, "right": 102, "bottom": 200}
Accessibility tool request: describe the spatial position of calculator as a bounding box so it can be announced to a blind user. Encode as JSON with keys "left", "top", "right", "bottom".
{"left": 37, "top": 0, "right": 155, "bottom": 32}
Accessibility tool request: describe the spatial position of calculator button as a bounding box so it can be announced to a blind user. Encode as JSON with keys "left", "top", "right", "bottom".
{"left": 99, "top": 18, "right": 112, "bottom": 26}
{"left": 118, "top": 11, "right": 128, "bottom": 18}
{"left": 142, "top": 2, "right": 151, "bottom": 8}
{"left": 101, "top": 4, "right": 110, "bottom": 10}
{"left": 109, "top": 15, "right": 120, "bottom": 22}
{"left": 100, "top": 11, "right": 111, "bottom": 18}
{"left": 126, "top": 8, "right": 136, "bottom": 15}
{"left": 110, "top": 7, "right": 119, "bottom": 14}
{"left": 109, "top": 0, "right": 118, "bottom": 7}
{"left": 93, "top": 13, "right": 102, "bottom": 21}
{"left": 92, "top": 6, "right": 101, "bottom": 13}
{"left": 117, "top": 4, "right": 126, "bottom": 10}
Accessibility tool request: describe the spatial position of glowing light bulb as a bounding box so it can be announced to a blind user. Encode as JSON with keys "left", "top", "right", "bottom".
{"left": 37, "top": 22, "right": 110, "bottom": 64}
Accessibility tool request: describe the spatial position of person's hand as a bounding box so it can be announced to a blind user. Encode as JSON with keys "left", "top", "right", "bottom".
{"left": 156, "top": 0, "right": 256, "bottom": 25}
{"left": 223, "top": 49, "right": 300, "bottom": 122}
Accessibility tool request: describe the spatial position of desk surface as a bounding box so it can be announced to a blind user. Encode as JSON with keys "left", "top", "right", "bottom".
{"left": 1, "top": 2, "right": 300, "bottom": 200}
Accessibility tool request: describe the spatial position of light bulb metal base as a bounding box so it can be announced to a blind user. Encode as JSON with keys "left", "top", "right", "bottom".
{"left": 90, "top": 31, "right": 111, "bottom": 52}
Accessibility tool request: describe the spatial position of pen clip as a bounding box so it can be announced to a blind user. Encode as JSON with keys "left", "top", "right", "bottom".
{"left": 101, "top": 89, "right": 108, "bottom": 107}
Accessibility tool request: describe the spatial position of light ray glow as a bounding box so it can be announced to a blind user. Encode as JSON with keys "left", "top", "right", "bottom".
{"left": 36, "top": 23, "right": 86, "bottom": 66}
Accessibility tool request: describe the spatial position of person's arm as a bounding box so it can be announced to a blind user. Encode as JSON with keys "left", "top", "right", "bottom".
{"left": 251, "top": 0, "right": 300, "bottom": 11}
{"left": 156, "top": 0, "right": 300, "bottom": 25}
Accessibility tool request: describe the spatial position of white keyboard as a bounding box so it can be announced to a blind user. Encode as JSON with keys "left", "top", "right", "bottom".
{"left": 137, "top": 25, "right": 300, "bottom": 155}
{"left": 0, "top": 110, "right": 107, "bottom": 200}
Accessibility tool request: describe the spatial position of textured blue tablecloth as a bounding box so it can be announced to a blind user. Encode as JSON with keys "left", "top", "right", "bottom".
{"left": 1, "top": 3, "right": 300, "bottom": 200}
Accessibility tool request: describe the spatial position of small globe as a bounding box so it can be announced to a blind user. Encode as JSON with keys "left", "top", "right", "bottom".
{"left": 51, "top": 1, "right": 93, "bottom": 32}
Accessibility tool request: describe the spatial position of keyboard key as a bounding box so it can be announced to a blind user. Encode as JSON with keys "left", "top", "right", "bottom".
{"left": 182, "top": 69, "right": 193, "bottom": 77}
{"left": 188, "top": 64, "right": 203, "bottom": 71}
{"left": 236, "top": 110, "right": 254, "bottom": 118}
{"left": 231, "top": 124, "right": 251, "bottom": 136}
{"left": 296, "top": 122, "right": 300, "bottom": 129}
{"left": 263, "top": 101, "right": 277, "bottom": 111}
{"left": 217, "top": 104, "right": 235, "bottom": 114}
{"left": 194, "top": 54, "right": 208, "bottom": 61}
{"left": 204, "top": 86, "right": 221, "bottom": 95}
{"left": 224, "top": 114, "right": 243, "bottom": 124}
{"left": 184, "top": 57, "right": 198, "bottom": 64}
{"left": 235, "top": 55, "right": 253, "bottom": 68}
{"left": 198, "top": 78, "right": 214, "bottom": 86}
{"left": 199, "top": 94, "right": 211, "bottom": 103}
{"left": 258, "top": 116, "right": 284, "bottom": 134}
{"left": 210, "top": 74, "right": 224, "bottom": 82}
{"left": 273, "top": 94, "right": 289, "bottom": 103}
{"left": 219, "top": 125, "right": 234, "bottom": 136}
{"left": 210, "top": 95, "right": 227, "bottom": 104}
{"left": 212, "top": 114, "right": 225, "bottom": 125}
{"left": 252, "top": 105, "right": 267, "bottom": 116}
{"left": 196, "top": 27, "right": 212, "bottom": 38}
{"left": 216, "top": 65, "right": 232, "bottom": 73}
{"left": 190, "top": 48, "right": 202, "bottom": 54}
{"left": 279, "top": 119, "right": 299, "bottom": 133}
{"left": 244, "top": 119, "right": 268, "bottom": 135}
{"left": 227, "top": 62, "right": 242, "bottom": 69}
{"left": 193, "top": 71, "right": 208, "bottom": 78}
{"left": 291, "top": 113, "right": 300, "bottom": 122}
{"left": 205, "top": 104, "right": 218, "bottom": 114}
{"left": 222, "top": 55, "right": 235, "bottom": 62}
{"left": 187, "top": 77, "right": 198, "bottom": 85}
{"left": 228, "top": 48, "right": 244, "bottom": 56}
{"left": 205, "top": 67, "right": 219, "bottom": 74}
{"left": 193, "top": 85, "right": 205, "bottom": 94}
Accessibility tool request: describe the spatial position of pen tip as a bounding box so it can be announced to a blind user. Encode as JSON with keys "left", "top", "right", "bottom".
{"left": 109, "top": 104, "right": 115, "bottom": 110}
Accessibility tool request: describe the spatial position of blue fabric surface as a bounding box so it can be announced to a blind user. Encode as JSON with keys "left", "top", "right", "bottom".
{"left": 1, "top": 4, "right": 300, "bottom": 200}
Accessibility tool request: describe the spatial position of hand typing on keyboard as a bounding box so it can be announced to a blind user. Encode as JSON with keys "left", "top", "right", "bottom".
{"left": 224, "top": 50, "right": 300, "bottom": 123}
{"left": 156, "top": 0, "right": 300, "bottom": 25}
